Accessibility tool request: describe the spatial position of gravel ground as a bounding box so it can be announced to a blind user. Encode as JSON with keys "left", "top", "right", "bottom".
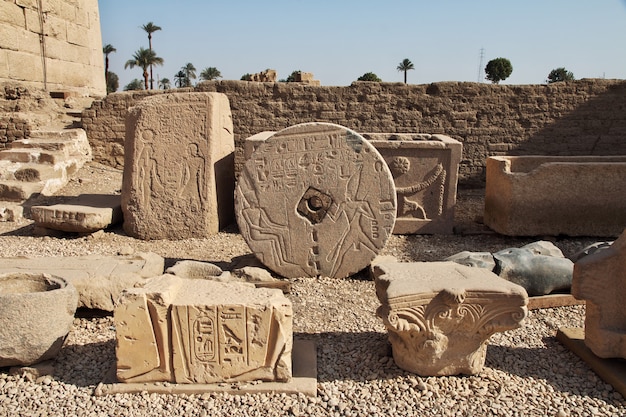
{"left": 0, "top": 162, "right": 624, "bottom": 417}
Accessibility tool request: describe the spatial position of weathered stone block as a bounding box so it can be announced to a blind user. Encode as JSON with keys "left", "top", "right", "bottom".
{"left": 373, "top": 261, "right": 528, "bottom": 376}
{"left": 484, "top": 156, "right": 626, "bottom": 237}
{"left": 236, "top": 122, "right": 396, "bottom": 279}
{"left": 122, "top": 92, "right": 235, "bottom": 240}
{"left": 572, "top": 230, "right": 626, "bottom": 359}
{"left": 363, "top": 133, "right": 462, "bottom": 234}
{"left": 30, "top": 194, "right": 122, "bottom": 232}
{"left": 115, "top": 275, "right": 292, "bottom": 384}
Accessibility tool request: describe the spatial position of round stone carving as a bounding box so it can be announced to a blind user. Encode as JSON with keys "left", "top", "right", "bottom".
{"left": 236, "top": 122, "right": 397, "bottom": 278}
{"left": 0, "top": 273, "right": 78, "bottom": 367}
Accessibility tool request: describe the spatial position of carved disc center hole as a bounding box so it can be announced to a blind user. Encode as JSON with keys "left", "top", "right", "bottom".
{"left": 307, "top": 196, "right": 323, "bottom": 211}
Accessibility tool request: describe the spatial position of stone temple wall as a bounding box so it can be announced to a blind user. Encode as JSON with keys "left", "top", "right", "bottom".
{"left": 0, "top": 0, "right": 105, "bottom": 97}
{"left": 82, "top": 79, "right": 626, "bottom": 187}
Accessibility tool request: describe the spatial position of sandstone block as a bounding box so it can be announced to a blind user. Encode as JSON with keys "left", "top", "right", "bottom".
{"left": 0, "top": 252, "right": 164, "bottom": 311}
{"left": 236, "top": 122, "right": 396, "bottom": 278}
{"left": 30, "top": 194, "right": 122, "bottom": 232}
{"left": 484, "top": 156, "right": 626, "bottom": 237}
{"left": 363, "top": 133, "right": 462, "bottom": 234}
{"left": 114, "top": 275, "right": 292, "bottom": 384}
{"left": 122, "top": 92, "right": 235, "bottom": 240}
{"left": 572, "top": 230, "right": 626, "bottom": 358}
{"left": 0, "top": 273, "right": 78, "bottom": 367}
{"left": 373, "top": 261, "right": 528, "bottom": 376}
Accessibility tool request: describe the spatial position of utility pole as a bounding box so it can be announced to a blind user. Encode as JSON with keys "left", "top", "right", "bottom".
{"left": 477, "top": 48, "right": 485, "bottom": 83}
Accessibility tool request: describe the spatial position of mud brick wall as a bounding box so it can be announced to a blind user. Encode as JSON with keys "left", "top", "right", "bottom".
{"left": 0, "top": 116, "right": 29, "bottom": 149}
{"left": 82, "top": 79, "right": 626, "bottom": 187}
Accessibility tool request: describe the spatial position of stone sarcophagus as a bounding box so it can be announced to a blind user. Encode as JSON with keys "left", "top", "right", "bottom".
{"left": 114, "top": 275, "right": 292, "bottom": 384}
{"left": 484, "top": 156, "right": 626, "bottom": 237}
{"left": 572, "top": 230, "right": 626, "bottom": 359}
{"left": 362, "top": 134, "right": 462, "bottom": 234}
{"left": 373, "top": 261, "right": 528, "bottom": 376}
{"left": 122, "top": 92, "right": 235, "bottom": 240}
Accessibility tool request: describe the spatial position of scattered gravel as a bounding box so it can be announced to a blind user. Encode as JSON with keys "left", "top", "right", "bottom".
{"left": 1, "top": 162, "right": 624, "bottom": 416}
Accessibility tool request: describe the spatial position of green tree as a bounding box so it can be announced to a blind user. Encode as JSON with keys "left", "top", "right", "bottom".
{"left": 357, "top": 72, "right": 382, "bottom": 82}
{"left": 199, "top": 67, "right": 222, "bottom": 81}
{"left": 141, "top": 22, "right": 162, "bottom": 89}
{"left": 180, "top": 63, "right": 196, "bottom": 87}
{"left": 396, "top": 58, "right": 414, "bottom": 84}
{"left": 159, "top": 77, "right": 171, "bottom": 89}
{"left": 241, "top": 73, "right": 252, "bottom": 81}
{"left": 124, "top": 47, "right": 164, "bottom": 90}
{"left": 485, "top": 57, "right": 513, "bottom": 84}
{"left": 547, "top": 67, "right": 575, "bottom": 83}
{"left": 106, "top": 71, "right": 119, "bottom": 93}
{"left": 174, "top": 70, "right": 187, "bottom": 87}
{"left": 124, "top": 78, "right": 143, "bottom": 91}
{"left": 285, "top": 70, "right": 302, "bottom": 82}
{"left": 103, "top": 44, "right": 116, "bottom": 94}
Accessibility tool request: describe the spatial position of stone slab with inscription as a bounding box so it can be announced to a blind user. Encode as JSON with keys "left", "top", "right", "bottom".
{"left": 373, "top": 261, "right": 528, "bottom": 376}
{"left": 114, "top": 274, "right": 292, "bottom": 384}
{"left": 0, "top": 252, "right": 164, "bottom": 311}
{"left": 122, "top": 92, "right": 235, "bottom": 240}
{"left": 30, "top": 194, "right": 122, "bottom": 233}
{"left": 362, "top": 133, "right": 462, "bottom": 235}
{"left": 236, "top": 122, "right": 397, "bottom": 279}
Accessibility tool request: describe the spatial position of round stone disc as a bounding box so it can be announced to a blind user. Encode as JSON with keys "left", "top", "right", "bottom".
{"left": 235, "top": 122, "right": 397, "bottom": 278}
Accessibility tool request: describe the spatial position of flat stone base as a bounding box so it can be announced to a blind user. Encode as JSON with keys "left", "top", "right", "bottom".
{"left": 557, "top": 327, "right": 626, "bottom": 398}
{"left": 94, "top": 339, "right": 317, "bottom": 397}
{"left": 528, "top": 294, "right": 584, "bottom": 310}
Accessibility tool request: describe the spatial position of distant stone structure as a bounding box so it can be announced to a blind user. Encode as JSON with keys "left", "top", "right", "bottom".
{"left": 572, "top": 230, "right": 626, "bottom": 359}
{"left": 115, "top": 274, "right": 293, "bottom": 384}
{"left": 373, "top": 261, "right": 528, "bottom": 376}
{"left": 236, "top": 122, "right": 396, "bottom": 278}
{"left": 484, "top": 156, "right": 626, "bottom": 236}
{"left": 293, "top": 72, "right": 320, "bottom": 86}
{"left": 0, "top": 0, "right": 106, "bottom": 96}
{"left": 122, "top": 92, "right": 235, "bottom": 240}
{"left": 247, "top": 70, "right": 277, "bottom": 82}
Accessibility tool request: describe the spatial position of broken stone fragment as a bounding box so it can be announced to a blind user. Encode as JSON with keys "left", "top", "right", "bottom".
{"left": 115, "top": 274, "right": 293, "bottom": 384}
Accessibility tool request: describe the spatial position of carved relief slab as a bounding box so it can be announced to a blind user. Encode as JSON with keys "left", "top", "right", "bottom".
{"left": 235, "top": 122, "right": 397, "bottom": 278}
{"left": 363, "top": 133, "right": 462, "bottom": 235}
{"left": 373, "top": 261, "right": 528, "bottom": 376}
{"left": 122, "top": 92, "right": 235, "bottom": 240}
{"left": 115, "top": 275, "right": 292, "bottom": 384}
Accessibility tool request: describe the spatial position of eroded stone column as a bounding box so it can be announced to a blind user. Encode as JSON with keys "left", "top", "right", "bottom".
{"left": 235, "top": 122, "right": 396, "bottom": 279}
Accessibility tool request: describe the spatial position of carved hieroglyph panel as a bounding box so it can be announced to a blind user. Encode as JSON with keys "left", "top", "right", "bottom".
{"left": 235, "top": 123, "right": 397, "bottom": 278}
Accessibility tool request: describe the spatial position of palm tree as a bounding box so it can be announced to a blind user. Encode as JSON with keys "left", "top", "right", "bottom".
{"left": 141, "top": 22, "right": 162, "bottom": 89}
{"left": 174, "top": 70, "right": 187, "bottom": 88}
{"left": 124, "top": 47, "right": 164, "bottom": 90}
{"left": 159, "top": 77, "right": 171, "bottom": 90}
{"left": 103, "top": 44, "right": 116, "bottom": 93}
{"left": 396, "top": 58, "right": 415, "bottom": 84}
{"left": 199, "top": 67, "right": 222, "bottom": 81}
{"left": 181, "top": 63, "right": 196, "bottom": 87}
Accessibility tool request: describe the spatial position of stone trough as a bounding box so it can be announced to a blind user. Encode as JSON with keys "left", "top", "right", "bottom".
{"left": 484, "top": 156, "right": 626, "bottom": 237}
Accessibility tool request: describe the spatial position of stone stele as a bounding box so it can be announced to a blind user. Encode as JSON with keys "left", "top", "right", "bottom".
{"left": 373, "top": 261, "right": 528, "bottom": 376}
{"left": 572, "top": 229, "right": 626, "bottom": 358}
{"left": 0, "top": 273, "right": 78, "bottom": 367}
{"left": 115, "top": 274, "right": 292, "bottom": 384}
{"left": 235, "top": 122, "right": 397, "bottom": 278}
{"left": 122, "top": 92, "right": 235, "bottom": 240}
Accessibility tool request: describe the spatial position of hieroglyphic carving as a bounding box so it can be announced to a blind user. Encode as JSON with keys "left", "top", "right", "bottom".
{"left": 373, "top": 261, "right": 528, "bottom": 376}
{"left": 235, "top": 123, "right": 396, "bottom": 278}
{"left": 116, "top": 275, "right": 292, "bottom": 384}
{"left": 122, "top": 92, "right": 235, "bottom": 240}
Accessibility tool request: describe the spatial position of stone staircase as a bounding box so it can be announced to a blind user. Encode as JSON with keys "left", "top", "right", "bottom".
{"left": 0, "top": 128, "right": 92, "bottom": 221}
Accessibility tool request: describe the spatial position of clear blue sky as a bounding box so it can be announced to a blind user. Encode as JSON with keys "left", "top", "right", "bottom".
{"left": 99, "top": 0, "right": 626, "bottom": 89}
